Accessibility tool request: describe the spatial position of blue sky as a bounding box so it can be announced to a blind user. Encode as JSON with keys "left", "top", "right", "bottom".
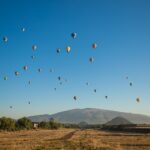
{"left": 0, "top": 0, "right": 150, "bottom": 119}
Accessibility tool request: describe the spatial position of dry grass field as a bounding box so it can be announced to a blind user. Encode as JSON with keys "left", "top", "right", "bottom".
{"left": 0, "top": 129, "right": 150, "bottom": 150}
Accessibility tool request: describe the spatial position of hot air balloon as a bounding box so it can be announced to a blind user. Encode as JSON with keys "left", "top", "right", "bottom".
{"left": 9, "top": 106, "right": 12, "bottom": 109}
{"left": 54, "top": 88, "right": 56, "bottom": 91}
{"left": 126, "top": 76, "right": 128, "bottom": 80}
{"left": 32, "top": 45, "right": 37, "bottom": 51}
{"left": 23, "top": 66, "right": 28, "bottom": 71}
{"left": 31, "top": 55, "right": 35, "bottom": 60}
{"left": 94, "top": 89, "right": 97, "bottom": 93}
{"left": 66, "top": 46, "right": 71, "bottom": 53}
{"left": 58, "top": 76, "right": 61, "bottom": 81}
{"left": 73, "top": 96, "right": 77, "bottom": 100}
{"left": 56, "top": 48, "right": 61, "bottom": 53}
{"left": 4, "top": 76, "right": 8, "bottom": 81}
{"left": 92, "top": 43, "right": 97, "bottom": 49}
{"left": 89, "top": 57, "right": 94, "bottom": 63}
{"left": 28, "top": 81, "right": 31, "bottom": 85}
{"left": 21, "top": 27, "right": 26, "bottom": 32}
{"left": 38, "top": 68, "right": 41, "bottom": 72}
{"left": 15, "top": 71, "right": 19, "bottom": 76}
{"left": 129, "top": 82, "right": 132, "bottom": 86}
{"left": 3, "top": 36, "right": 8, "bottom": 43}
{"left": 86, "top": 82, "right": 89, "bottom": 86}
{"left": 136, "top": 97, "right": 140, "bottom": 103}
{"left": 28, "top": 101, "right": 30, "bottom": 104}
{"left": 71, "top": 32, "right": 77, "bottom": 39}
{"left": 105, "top": 96, "right": 108, "bottom": 99}
{"left": 50, "top": 69, "right": 54, "bottom": 73}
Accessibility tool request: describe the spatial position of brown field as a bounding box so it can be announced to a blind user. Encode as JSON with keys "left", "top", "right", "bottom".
{"left": 0, "top": 129, "right": 150, "bottom": 150}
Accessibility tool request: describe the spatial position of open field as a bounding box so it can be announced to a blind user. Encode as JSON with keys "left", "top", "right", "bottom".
{"left": 0, "top": 129, "right": 150, "bottom": 150}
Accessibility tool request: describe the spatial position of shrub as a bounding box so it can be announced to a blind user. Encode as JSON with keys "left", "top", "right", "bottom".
{"left": 39, "top": 121, "right": 49, "bottom": 129}
{"left": 16, "top": 117, "right": 33, "bottom": 129}
{"left": 49, "top": 120, "right": 61, "bottom": 129}
{"left": 0, "top": 117, "right": 16, "bottom": 131}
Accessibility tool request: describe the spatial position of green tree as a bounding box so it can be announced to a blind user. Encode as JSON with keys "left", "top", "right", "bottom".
{"left": 39, "top": 121, "right": 49, "bottom": 129}
{"left": 49, "top": 120, "right": 61, "bottom": 129}
{"left": 17, "top": 117, "right": 33, "bottom": 129}
{"left": 0, "top": 117, "right": 16, "bottom": 131}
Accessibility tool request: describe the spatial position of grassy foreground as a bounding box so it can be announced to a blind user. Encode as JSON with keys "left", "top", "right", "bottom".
{"left": 0, "top": 129, "right": 150, "bottom": 150}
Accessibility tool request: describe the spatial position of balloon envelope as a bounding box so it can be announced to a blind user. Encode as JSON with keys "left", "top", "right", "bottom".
{"left": 58, "top": 76, "right": 61, "bottom": 80}
{"left": 89, "top": 57, "right": 94, "bottom": 63}
{"left": 92, "top": 43, "right": 97, "bottom": 48}
{"left": 136, "top": 97, "right": 140, "bottom": 103}
{"left": 23, "top": 66, "right": 28, "bottom": 70}
{"left": 66, "top": 46, "right": 71, "bottom": 53}
{"left": 21, "top": 27, "right": 26, "bottom": 32}
{"left": 71, "top": 32, "right": 77, "bottom": 39}
{"left": 31, "top": 55, "right": 35, "bottom": 59}
{"left": 38, "top": 68, "right": 41, "bottom": 72}
{"left": 73, "top": 96, "right": 77, "bottom": 100}
{"left": 4, "top": 76, "right": 8, "bottom": 80}
{"left": 56, "top": 48, "right": 61, "bottom": 53}
{"left": 3, "top": 36, "right": 8, "bottom": 43}
{"left": 32, "top": 45, "right": 37, "bottom": 51}
{"left": 15, "top": 71, "right": 19, "bottom": 76}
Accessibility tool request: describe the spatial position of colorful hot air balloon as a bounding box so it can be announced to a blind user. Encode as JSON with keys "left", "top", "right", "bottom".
{"left": 50, "top": 69, "right": 54, "bottom": 73}
{"left": 38, "top": 68, "right": 41, "bottom": 72}
{"left": 92, "top": 43, "right": 97, "bottom": 49}
{"left": 21, "top": 27, "right": 26, "bottom": 32}
{"left": 105, "top": 96, "right": 108, "bottom": 99}
{"left": 66, "top": 46, "right": 71, "bottom": 53}
{"left": 3, "top": 36, "right": 8, "bottom": 43}
{"left": 23, "top": 66, "right": 28, "bottom": 71}
{"left": 129, "top": 82, "right": 132, "bottom": 86}
{"left": 136, "top": 97, "right": 140, "bottom": 103}
{"left": 58, "top": 76, "right": 61, "bottom": 81}
{"left": 73, "top": 96, "right": 77, "bottom": 100}
{"left": 28, "top": 81, "right": 31, "bottom": 85}
{"left": 32, "top": 45, "right": 37, "bottom": 51}
{"left": 89, "top": 57, "right": 94, "bottom": 63}
{"left": 31, "top": 55, "right": 35, "bottom": 60}
{"left": 15, "top": 71, "right": 19, "bottom": 76}
{"left": 71, "top": 32, "right": 77, "bottom": 39}
{"left": 56, "top": 48, "right": 61, "bottom": 53}
{"left": 4, "top": 76, "right": 8, "bottom": 81}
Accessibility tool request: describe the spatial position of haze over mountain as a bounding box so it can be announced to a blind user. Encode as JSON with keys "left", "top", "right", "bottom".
{"left": 28, "top": 108, "right": 150, "bottom": 124}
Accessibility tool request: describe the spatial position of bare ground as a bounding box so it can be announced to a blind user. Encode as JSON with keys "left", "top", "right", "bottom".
{"left": 0, "top": 129, "right": 150, "bottom": 150}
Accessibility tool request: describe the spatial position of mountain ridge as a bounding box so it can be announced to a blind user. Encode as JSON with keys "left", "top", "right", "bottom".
{"left": 28, "top": 108, "right": 150, "bottom": 124}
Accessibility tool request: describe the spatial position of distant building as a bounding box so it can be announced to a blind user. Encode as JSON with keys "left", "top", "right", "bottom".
{"left": 32, "top": 122, "right": 39, "bottom": 129}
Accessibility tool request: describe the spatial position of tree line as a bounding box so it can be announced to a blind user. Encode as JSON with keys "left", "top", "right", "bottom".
{"left": 0, "top": 117, "right": 79, "bottom": 131}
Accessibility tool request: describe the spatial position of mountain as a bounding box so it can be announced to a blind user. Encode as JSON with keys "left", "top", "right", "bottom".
{"left": 106, "top": 117, "right": 133, "bottom": 125}
{"left": 28, "top": 108, "right": 150, "bottom": 124}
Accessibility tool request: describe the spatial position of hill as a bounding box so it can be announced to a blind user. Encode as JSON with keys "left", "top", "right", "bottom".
{"left": 28, "top": 108, "right": 150, "bottom": 124}
{"left": 106, "top": 116, "right": 133, "bottom": 125}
